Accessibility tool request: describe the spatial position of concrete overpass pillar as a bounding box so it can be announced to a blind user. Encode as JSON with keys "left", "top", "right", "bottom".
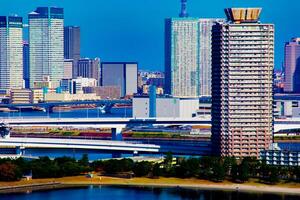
{"left": 45, "top": 106, "right": 54, "bottom": 113}
{"left": 16, "top": 146, "right": 25, "bottom": 155}
{"left": 111, "top": 127, "right": 123, "bottom": 141}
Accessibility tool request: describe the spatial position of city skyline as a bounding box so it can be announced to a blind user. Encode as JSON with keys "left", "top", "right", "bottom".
{"left": 1, "top": 0, "right": 298, "bottom": 70}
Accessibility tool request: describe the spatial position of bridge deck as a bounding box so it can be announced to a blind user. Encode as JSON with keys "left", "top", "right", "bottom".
{"left": 0, "top": 137, "right": 160, "bottom": 153}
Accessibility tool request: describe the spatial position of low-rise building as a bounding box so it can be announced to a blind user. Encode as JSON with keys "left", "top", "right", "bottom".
{"left": 10, "top": 89, "right": 32, "bottom": 104}
{"left": 83, "top": 86, "right": 121, "bottom": 99}
{"left": 260, "top": 144, "right": 300, "bottom": 166}
{"left": 60, "top": 77, "right": 97, "bottom": 94}
{"left": 133, "top": 95, "right": 199, "bottom": 118}
{"left": 274, "top": 94, "right": 300, "bottom": 118}
{"left": 33, "top": 76, "right": 57, "bottom": 89}
{"left": 45, "top": 92, "right": 100, "bottom": 102}
{"left": 32, "top": 88, "right": 56, "bottom": 103}
{"left": 142, "top": 85, "right": 164, "bottom": 95}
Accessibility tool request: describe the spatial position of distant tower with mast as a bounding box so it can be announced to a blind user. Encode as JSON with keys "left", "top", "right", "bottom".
{"left": 165, "top": 0, "right": 224, "bottom": 97}
{"left": 179, "top": 0, "right": 189, "bottom": 17}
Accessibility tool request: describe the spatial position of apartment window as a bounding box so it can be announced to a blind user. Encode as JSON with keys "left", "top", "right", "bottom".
{"left": 292, "top": 101, "right": 299, "bottom": 107}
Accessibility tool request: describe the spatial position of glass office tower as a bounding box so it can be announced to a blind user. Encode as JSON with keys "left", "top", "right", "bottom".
{"left": 0, "top": 16, "right": 23, "bottom": 90}
{"left": 29, "top": 7, "right": 64, "bottom": 88}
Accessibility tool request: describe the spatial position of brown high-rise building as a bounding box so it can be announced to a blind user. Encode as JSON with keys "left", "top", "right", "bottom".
{"left": 211, "top": 8, "right": 274, "bottom": 158}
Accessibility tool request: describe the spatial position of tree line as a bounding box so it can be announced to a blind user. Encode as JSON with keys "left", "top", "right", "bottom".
{"left": 93, "top": 153, "right": 300, "bottom": 184}
{"left": 0, "top": 154, "right": 90, "bottom": 181}
{"left": 0, "top": 153, "right": 300, "bottom": 185}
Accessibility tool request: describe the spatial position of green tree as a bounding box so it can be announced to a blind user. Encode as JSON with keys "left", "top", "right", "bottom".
{"left": 199, "top": 156, "right": 219, "bottom": 180}
{"left": 268, "top": 166, "right": 280, "bottom": 184}
{"left": 222, "top": 157, "right": 237, "bottom": 176}
{"left": 238, "top": 160, "right": 250, "bottom": 182}
{"left": 78, "top": 154, "right": 89, "bottom": 167}
{"left": 30, "top": 157, "right": 61, "bottom": 178}
{"left": 293, "top": 166, "right": 300, "bottom": 182}
{"left": 211, "top": 161, "right": 225, "bottom": 182}
{"left": 60, "top": 161, "right": 82, "bottom": 176}
{"left": 92, "top": 160, "right": 104, "bottom": 172}
{"left": 152, "top": 163, "right": 162, "bottom": 177}
{"left": 0, "top": 162, "right": 22, "bottom": 181}
{"left": 133, "top": 161, "right": 152, "bottom": 177}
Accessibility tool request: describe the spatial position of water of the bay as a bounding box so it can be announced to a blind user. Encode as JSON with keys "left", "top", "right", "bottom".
{"left": 1, "top": 186, "right": 299, "bottom": 200}
{"left": 0, "top": 107, "right": 132, "bottom": 118}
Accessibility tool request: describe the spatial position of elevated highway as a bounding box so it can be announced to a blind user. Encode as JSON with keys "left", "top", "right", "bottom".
{"left": 0, "top": 137, "right": 160, "bottom": 154}
{"left": 0, "top": 99, "right": 131, "bottom": 113}
{"left": 0, "top": 117, "right": 297, "bottom": 133}
{"left": 1, "top": 117, "right": 211, "bottom": 127}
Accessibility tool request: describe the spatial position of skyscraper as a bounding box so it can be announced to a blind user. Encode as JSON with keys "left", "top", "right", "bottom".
{"left": 0, "top": 16, "right": 23, "bottom": 90}
{"left": 101, "top": 62, "right": 138, "bottom": 97}
{"left": 76, "top": 58, "right": 100, "bottom": 85}
{"left": 23, "top": 41, "right": 30, "bottom": 88}
{"left": 284, "top": 38, "right": 300, "bottom": 93}
{"left": 211, "top": 8, "right": 274, "bottom": 158}
{"left": 29, "top": 7, "right": 64, "bottom": 88}
{"left": 64, "top": 26, "right": 80, "bottom": 78}
{"left": 165, "top": 0, "right": 223, "bottom": 97}
{"left": 199, "top": 19, "right": 224, "bottom": 96}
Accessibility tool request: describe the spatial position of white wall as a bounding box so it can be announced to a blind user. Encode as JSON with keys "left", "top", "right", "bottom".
{"left": 133, "top": 97, "right": 199, "bottom": 118}
{"left": 132, "top": 98, "right": 149, "bottom": 118}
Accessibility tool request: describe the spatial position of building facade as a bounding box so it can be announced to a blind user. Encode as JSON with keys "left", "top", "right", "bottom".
{"left": 83, "top": 86, "right": 121, "bottom": 99}
{"left": 284, "top": 38, "right": 300, "bottom": 93}
{"left": 165, "top": 16, "right": 223, "bottom": 97}
{"left": 64, "top": 26, "right": 80, "bottom": 78}
{"left": 29, "top": 7, "right": 64, "bottom": 88}
{"left": 10, "top": 89, "right": 32, "bottom": 104}
{"left": 60, "top": 77, "right": 97, "bottom": 94}
{"left": 0, "top": 16, "right": 23, "bottom": 90}
{"left": 76, "top": 58, "right": 100, "bottom": 85}
{"left": 101, "top": 62, "right": 138, "bottom": 97}
{"left": 211, "top": 8, "right": 274, "bottom": 158}
{"left": 64, "top": 26, "right": 80, "bottom": 60}
{"left": 260, "top": 144, "right": 300, "bottom": 166}
{"left": 133, "top": 96, "right": 199, "bottom": 118}
{"left": 63, "top": 59, "right": 73, "bottom": 79}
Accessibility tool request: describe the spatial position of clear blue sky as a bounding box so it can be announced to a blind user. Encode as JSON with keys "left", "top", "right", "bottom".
{"left": 1, "top": 0, "right": 299, "bottom": 70}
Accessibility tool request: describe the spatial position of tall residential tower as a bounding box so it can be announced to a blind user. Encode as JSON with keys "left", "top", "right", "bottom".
{"left": 165, "top": 0, "right": 223, "bottom": 97}
{"left": 0, "top": 16, "right": 23, "bottom": 90}
{"left": 29, "top": 7, "right": 64, "bottom": 88}
{"left": 211, "top": 8, "right": 274, "bottom": 158}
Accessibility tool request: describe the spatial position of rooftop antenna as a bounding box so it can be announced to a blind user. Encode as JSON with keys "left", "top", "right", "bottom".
{"left": 179, "top": 0, "right": 189, "bottom": 18}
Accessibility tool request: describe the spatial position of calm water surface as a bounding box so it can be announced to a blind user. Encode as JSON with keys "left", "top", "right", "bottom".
{"left": 1, "top": 186, "right": 299, "bottom": 200}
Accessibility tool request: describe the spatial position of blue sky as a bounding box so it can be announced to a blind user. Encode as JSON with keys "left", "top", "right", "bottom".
{"left": 1, "top": 0, "right": 299, "bottom": 70}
